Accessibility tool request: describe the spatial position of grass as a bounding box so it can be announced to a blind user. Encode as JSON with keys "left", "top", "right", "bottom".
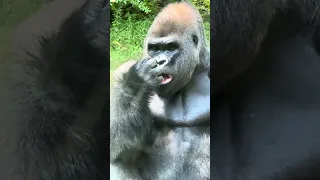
{"left": 110, "top": 18, "right": 153, "bottom": 72}
{"left": 110, "top": 17, "right": 211, "bottom": 78}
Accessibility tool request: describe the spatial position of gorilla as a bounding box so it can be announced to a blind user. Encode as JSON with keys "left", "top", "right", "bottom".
{"left": 110, "top": 2, "right": 210, "bottom": 180}
{"left": 212, "top": 0, "right": 320, "bottom": 179}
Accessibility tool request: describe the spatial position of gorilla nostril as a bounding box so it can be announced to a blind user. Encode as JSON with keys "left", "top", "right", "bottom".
{"left": 158, "top": 60, "right": 167, "bottom": 65}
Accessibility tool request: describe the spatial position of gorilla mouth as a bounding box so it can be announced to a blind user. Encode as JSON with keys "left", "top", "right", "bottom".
{"left": 160, "top": 74, "right": 173, "bottom": 85}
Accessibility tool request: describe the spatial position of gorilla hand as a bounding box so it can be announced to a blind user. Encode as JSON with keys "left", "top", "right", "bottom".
{"left": 134, "top": 55, "right": 173, "bottom": 87}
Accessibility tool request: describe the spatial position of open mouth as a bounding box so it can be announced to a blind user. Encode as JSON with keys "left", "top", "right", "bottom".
{"left": 159, "top": 74, "right": 173, "bottom": 85}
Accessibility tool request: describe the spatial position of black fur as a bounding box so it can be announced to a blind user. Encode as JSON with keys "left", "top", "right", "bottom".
{"left": 12, "top": 0, "right": 110, "bottom": 179}
{"left": 212, "top": 0, "right": 320, "bottom": 92}
{"left": 212, "top": 0, "right": 320, "bottom": 179}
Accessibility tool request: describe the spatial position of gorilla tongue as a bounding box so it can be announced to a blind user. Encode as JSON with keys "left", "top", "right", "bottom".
{"left": 160, "top": 74, "right": 173, "bottom": 85}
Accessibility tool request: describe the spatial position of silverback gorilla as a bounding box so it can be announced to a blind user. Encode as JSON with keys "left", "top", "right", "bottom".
{"left": 212, "top": 0, "right": 320, "bottom": 179}
{"left": 110, "top": 2, "right": 210, "bottom": 180}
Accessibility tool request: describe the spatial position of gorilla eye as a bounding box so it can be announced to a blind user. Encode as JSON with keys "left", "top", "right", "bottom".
{"left": 192, "top": 35, "right": 198, "bottom": 46}
{"left": 148, "top": 44, "right": 158, "bottom": 52}
{"left": 166, "top": 42, "right": 179, "bottom": 51}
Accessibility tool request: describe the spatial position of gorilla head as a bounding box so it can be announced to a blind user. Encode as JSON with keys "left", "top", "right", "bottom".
{"left": 136, "top": 2, "right": 209, "bottom": 98}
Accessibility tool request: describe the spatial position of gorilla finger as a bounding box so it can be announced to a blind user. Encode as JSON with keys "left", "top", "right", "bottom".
{"left": 143, "top": 58, "right": 158, "bottom": 70}
{"left": 146, "top": 76, "right": 163, "bottom": 86}
{"left": 136, "top": 57, "right": 157, "bottom": 72}
{"left": 155, "top": 76, "right": 164, "bottom": 85}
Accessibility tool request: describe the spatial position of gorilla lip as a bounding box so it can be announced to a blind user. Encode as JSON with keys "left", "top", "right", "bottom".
{"left": 160, "top": 74, "right": 173, "bottom": 85}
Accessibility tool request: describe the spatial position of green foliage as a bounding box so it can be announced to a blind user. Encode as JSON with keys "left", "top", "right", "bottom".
{"left": 110, "top": 0, "right": 162, "bottom": 21}
{"left": 110, "top": 17, "right": 153, "bottom": 71}
{"left": 110, "top": 0, "right": 145, "bottom": 19}
{"left": 190, "top": 0, "right": 210, "bottom": 20}
{"left": 110, "top": 0, "right": 210, "bottom": 22}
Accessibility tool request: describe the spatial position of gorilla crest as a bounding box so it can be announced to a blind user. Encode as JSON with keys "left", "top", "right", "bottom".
{"left": 110, "top": 1, "right": 210, "bottom": 180}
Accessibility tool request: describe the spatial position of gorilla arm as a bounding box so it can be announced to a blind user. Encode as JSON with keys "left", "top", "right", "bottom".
{"left": 110, "top": 60, "right": 153, "bottom": 161}
{"left": 110, "top": 60, "right": 155, "bottom": 179}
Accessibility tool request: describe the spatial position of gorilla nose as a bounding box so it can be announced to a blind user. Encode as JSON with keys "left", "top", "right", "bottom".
{"left": 158, "top": 59, "right": 167, "bottom": 65}
{"left": 155, "top": 55, "right": 169, "bottom": 67}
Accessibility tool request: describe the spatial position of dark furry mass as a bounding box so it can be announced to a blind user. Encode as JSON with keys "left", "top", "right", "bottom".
{"left": 5, "top": 0, "right": 110, "bottom": 179}
{"left": 212, "top": 0, "right": 320, "bottom": 179}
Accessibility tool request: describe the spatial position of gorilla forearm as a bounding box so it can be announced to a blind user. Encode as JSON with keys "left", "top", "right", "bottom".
{"left": 110, "top": 65, "right": 154, "bottom": 162}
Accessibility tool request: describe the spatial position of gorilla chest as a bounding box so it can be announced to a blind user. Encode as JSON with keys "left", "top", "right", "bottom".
{"left": 147, "top": 88, "right": 210, "bottom": 163}
{"left": 151, "top": 126, "right": 210, "bottom": 151}
{"left": 148, "top": 71, "right": 210, "bottom": 126}
{"left": 140, "top": 126, "right": 210, "bottom": 180}
{"left": 140, "top": 71, "right": 210, "bottom": 178}
{"left": 141, "top": 72, "right": 210, "bottom": 179}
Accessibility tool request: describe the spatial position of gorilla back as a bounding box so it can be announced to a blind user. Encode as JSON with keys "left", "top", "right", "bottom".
{"left": 110, "top": 2, "right": 210, "bottom": 180}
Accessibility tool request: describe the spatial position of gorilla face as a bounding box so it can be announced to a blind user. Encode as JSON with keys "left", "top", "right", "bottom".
{"left": 146, "top": 36, "right": 198, "bottom": 98}
{"left": 142, "top": 14, "right": 204, "bottom": 98}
